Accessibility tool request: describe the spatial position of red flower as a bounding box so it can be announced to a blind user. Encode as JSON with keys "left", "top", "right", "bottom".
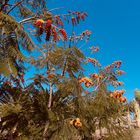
{"left": 55, "top": 16, "right": 64, "bottom": 27}
{"left": 76, "top": 12, "right": 81, "bottom": 23}
{"left": 85, "top": 81, "right": 92, "bottom": 87}
{"left": 34, "top": 19, "right": 44, "bottom": 35}
{"left": 55, "top": 16, "right": 60, "bottom": 25}
{"left": 116, "top": 70, "right": 125, "bottom": 76}
{"left": 59, "top": 20, "right": 64, "bottom": 27}
{"left": 37, "top": 27, "right": 44, "bottom": 35}
{"left": 90, "top": 73, "right": 99, "bottom": 79}
{"left": 85, "top": 30, "right": 91, "bottom": 36}
{"left": 55, "top": 15, "right": 61, "bottom": 21}
{"left": 71, "top": 17, "right": 77, "bottom": 26}
{"left": 120, "top": 97, "right": 127, "bottom": 103}
{"left": 78, "top": 77, "right": 82, "bottom": 81}
{"left": 81, "top": 14, "right": 85, "bottom": 21}
{"left": 78, "top": 77, "right": 93, "bottom": 88}
{"left": 4, "top": 81, "right": 11, "bottom": 86}
{"left": 113, "top": 60, "right": 122, "bottom": 68}
{"left": 34, "top": 19, "right": 44, "bottom": 28}
{"left": 89, "top": 46, "right": 100, "bottom": 53}
{"left": 59, "top": 29, "right": 67, "bottom": 41}
{"left": 87, "top": 58, "right": 100, "bottom": 66}
{"left": 112, "top": 81, "right": 124, "bottom": 87}
{"left": 52, "top": 26, "right": 57, "bottom": 42}
{"left": 46, "top": 26, "right": 51, "bottom": 41}
{"left": 45, "top": 20, "right": 52, "bottom": 28}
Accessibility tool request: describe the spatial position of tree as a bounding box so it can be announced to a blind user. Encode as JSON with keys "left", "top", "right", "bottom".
{"left": 0, "top": 0, "right": 132, "bottom": 140}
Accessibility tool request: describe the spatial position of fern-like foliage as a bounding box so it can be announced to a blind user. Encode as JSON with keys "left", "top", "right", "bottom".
{"left": 0, "top": 12, "right": 35, "bottom": 76}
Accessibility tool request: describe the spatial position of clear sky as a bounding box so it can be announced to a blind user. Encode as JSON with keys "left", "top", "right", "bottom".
{"left": 47, "top": 0, "right": 140, "bottom": 101}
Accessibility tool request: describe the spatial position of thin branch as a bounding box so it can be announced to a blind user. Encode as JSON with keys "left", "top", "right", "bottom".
{"left": 19, "top": 15, "right": 38, "bottom": 24}
{"left": 37, "top": 48, "right": 46, "bottom": 58}
{"left": 18, "top": 7, "right": 64, "bottom": 24}
{"left": 7, "top": 0, "right": 24, "bottom": 14}
{"left": 61, "top": 57, "right": 68, "bottom": 76}
{"left": 47, "top": 7, "right": 64, "bottom": 13}
{"left": 61, "top": 26, "right": 74, "bottom": 76}
{"left": 93, "top": 77, "right": 108, "bottom": 92}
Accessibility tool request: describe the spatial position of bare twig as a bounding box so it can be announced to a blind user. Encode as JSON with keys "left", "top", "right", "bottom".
{"left": 7, "top": 0, "right": 24, "bottom": 14}
{"left": 61, "top": 57, "right": 68, "bottom": 76}
{"left": 19, "top": 16, "right": 38, "bottom": 24}
{"left": 18, "top": 7, "right": 64, "bottom": 24}
{"left": 47, "top": 7, "right": 64, "bottom": 13}
{"left": 93, "top": 77, "right": 108, "bottom": 92}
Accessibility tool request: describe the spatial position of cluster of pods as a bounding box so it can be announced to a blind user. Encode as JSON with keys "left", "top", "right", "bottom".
{"left": 78, "top": 77, "right": 93, "bottom": 88}
{"left": 112, "top": 81, "right": 124, "bottom": 87}
{"left": 62, "top": 11, "right": 88, "bottom": 26}
{"left": 70, "top": 118, "right": 82, "bottom": 128}
{"left": 104, "top": 60, "right": 122, "bottom": 73}
{"left": 86, "top": 57, "right": 101, "bottom": 67}
{"left": 46, "top": 69, "right": 56, "bottom": 79}
{"left": 110, "top": 89, "right": 127, "bottom": 103}
{"left": 116, "top": 70, "right": 125, "bottom": 76}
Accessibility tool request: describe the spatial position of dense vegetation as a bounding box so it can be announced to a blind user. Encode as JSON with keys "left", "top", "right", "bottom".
{"left": 0, "top": 0, "right": 133, "bottom": 139}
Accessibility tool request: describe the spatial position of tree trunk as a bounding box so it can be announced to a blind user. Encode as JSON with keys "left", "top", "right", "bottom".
{"left": 48, "top": 83, "right": 53, "bottom": 109}
{"left": 43, "top": 121, "right": 49, "bottom": 140}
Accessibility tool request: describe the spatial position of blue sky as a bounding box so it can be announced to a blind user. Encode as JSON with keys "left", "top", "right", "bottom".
{"left": 48, "top": 0, "right": 140, "bottom": 101}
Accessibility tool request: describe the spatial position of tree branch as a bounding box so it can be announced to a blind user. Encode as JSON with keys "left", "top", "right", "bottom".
{"left": 7, "top": 0, "right": 24, "bottom": 14}
{"left": 61, "top": 57, "right": 68, "bottom": 76}
{"left": 19, "top": 15, "right": 37, "bottom": 24}
{"left": 18, "top": 7, "right": 64, "bottom": 24}
{"left": 47, "top": 7, "right": 64, "bottom": 13}
{"left": 61, "top": 27, "right": 74, "bottom": 76}
{"left": 48, "top": 83, "right": 53, "bottom": 109}
{"left": 93, "top": 77, "right": 108, "bottom": 92}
